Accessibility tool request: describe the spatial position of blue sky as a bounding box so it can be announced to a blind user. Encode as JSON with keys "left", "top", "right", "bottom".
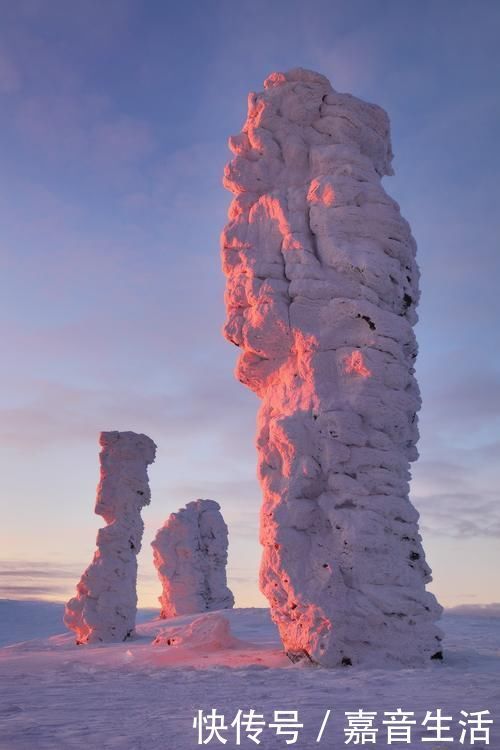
{"left": 0, "top": 0, "right": 499, "bottom": 608}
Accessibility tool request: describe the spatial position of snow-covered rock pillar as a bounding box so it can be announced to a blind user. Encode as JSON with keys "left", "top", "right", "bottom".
{"left": 64, "top": 431, "right": 156, "bottom": 644}
{"left": 152, "top": 499, "right": 234, "bottom": 617}
{"left": 221, "top": 68, "right": 443, "bottom": 667}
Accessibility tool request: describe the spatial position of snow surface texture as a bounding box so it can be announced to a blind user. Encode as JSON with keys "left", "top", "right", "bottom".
{"left": 153, "top": 613, "right": 241, "bottom": 649}
{"left": 151, "top": 499, "right": 234, "bottom": 617}
{"left": 0, "top": 604, "right": 498, "bottom": 750}
{"left": 64, "top": 431, "right": 157, "bottom": 644}
{"left": 221, "top": 68, "right": 443, "bottom": 667}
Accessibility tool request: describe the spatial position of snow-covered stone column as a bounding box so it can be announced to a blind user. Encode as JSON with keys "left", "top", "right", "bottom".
{"left": 64, "top": 431, "right": 156, "bottom": 644}
{"left": 221, "top": 68, "right": 443, "bottom": 667}
{"left": 152, "top": 499, "right": 234, "bottom": 617}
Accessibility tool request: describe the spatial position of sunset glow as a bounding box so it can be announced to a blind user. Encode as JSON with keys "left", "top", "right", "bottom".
{"left": 343, "top": 350, "right": 372, "bottom": 378}
{"left": 1, "top": 4, "right": 500, "bottom": 746}
{"left": 0, "top": 0, "right": 498, "bottom": 617}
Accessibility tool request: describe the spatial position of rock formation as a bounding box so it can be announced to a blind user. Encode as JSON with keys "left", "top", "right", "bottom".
{"left": 221, "top": 68, "right": 443, "bottom": 667}
{"left": 64, "top": 431, "right": 156, "bottom": 644}
{"left": 152, "top": 499, "right": 234, "bottom": 618}
{"left": 153, "top": 613, "right": 238, "bottom": 650}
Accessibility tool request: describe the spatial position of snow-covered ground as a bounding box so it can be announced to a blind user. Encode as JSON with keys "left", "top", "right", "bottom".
{"left": 0, "top": 600, "right": 498, "bottom": 749}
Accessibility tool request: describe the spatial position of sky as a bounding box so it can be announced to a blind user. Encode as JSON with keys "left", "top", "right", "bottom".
{"left": 0, "top": 0, "right": 499, "bottom": 610}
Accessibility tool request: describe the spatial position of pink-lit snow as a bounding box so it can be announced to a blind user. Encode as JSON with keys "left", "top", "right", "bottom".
{"left": 0, "top": 601, "right": 498, "bottom": 749}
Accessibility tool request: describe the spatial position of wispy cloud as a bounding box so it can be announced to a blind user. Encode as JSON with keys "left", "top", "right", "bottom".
{"left": 0, "top": 558, "right": 160, "bottom": 603}
{"left": 0, "top": 560, "right": 83, "bottom": 600}
{"left": 0, "top": 584, "right": 69, "bottom": 598}
{"left": 446, "top": 602, "right": 500, "bottom": 619}
{"left": 0, "top": 568, "right": 78, "bottom": 579}
{"left": 0, "top": 371, "right": 254, "bottom": 454}
{"left": 416, "top": 491, "right": 500, "bottom": 539}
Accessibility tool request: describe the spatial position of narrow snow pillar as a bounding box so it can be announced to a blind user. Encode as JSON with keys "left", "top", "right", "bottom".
{"left": 64, "top": 431, "right": 156, "bottom": 644}
{"left": 221, "top": 68, "right": 443, "bottom": 667}
{"left": 151, "top": 499, "right": 234, "bottom": 617}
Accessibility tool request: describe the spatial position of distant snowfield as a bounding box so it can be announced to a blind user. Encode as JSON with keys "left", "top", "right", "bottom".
{"left": 0, "top": 601, "right": 498, "bottom": 749}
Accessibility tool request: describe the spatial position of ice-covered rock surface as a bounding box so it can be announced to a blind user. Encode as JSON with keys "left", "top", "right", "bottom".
{"left": 153, "top": 613, "right": 238, "bottom": 650}
{"left": 151, "top": 499, "right": 234, "bottom": 618}
{"left": 64, "top": 431, "right": 157, "bottom": 644}
{"left": 221, "top": 68, "right": 443, "bottom": 666}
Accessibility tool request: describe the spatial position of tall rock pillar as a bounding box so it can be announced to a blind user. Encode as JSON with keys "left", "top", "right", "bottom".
{"left": 65, "top": 431, "right": 156, "bottom": 644}
{"left": 152, "top": 499, "right": 234, "bottom": 618}
{"left": 221, "top": 68, "right": 442, "bottom": 666}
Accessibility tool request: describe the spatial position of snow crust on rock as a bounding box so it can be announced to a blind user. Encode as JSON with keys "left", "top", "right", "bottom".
{"left": 153, "top": 613, "right": 237, "bottom": 650}
{"left": 64, "top": 431, "right": 156, "bottom": 644}
{"left": 221, "top": 67, "right": 443, "bottom": 667}
{"left": 151, "top": 499, "right": 234, "bottom": 618}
